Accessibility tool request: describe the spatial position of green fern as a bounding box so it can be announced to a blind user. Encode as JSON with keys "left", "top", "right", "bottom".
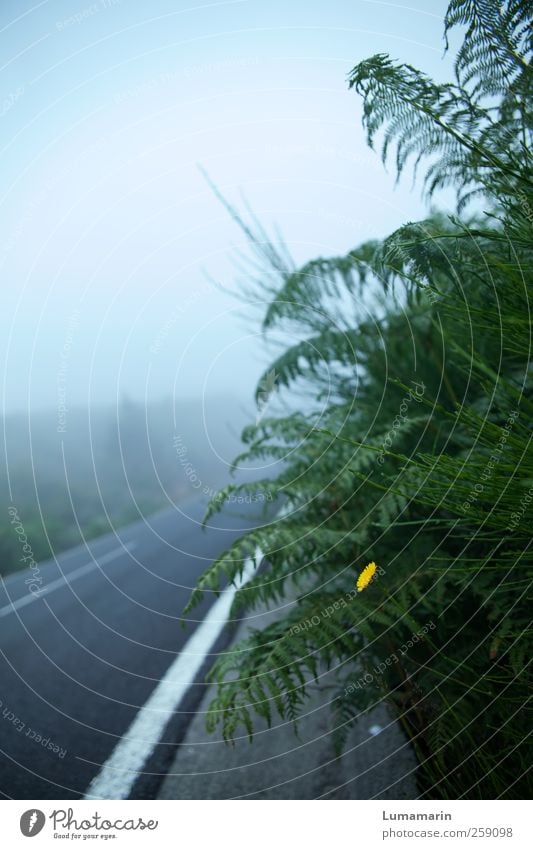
{"left": 186, "top": 0, "right": 532, "bottom": 799}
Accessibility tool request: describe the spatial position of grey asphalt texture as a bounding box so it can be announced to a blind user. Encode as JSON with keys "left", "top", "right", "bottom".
{"left": 158, "top": 606, "right": 419, "bottom": 800}
{"left": 0, "top": 497, "right": 267, "bottom": 799}
{"left": 1, "top": 494, "right": 418, "bottom": 800}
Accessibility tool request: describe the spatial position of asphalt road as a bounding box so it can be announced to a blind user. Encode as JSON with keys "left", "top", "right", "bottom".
{"left": 0, "top": 497, "right": 268, "bottom": 799}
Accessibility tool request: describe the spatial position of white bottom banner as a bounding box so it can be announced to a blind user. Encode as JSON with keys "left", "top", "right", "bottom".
{"left": 0, "top": 800, "right": 530, "bottom": 848}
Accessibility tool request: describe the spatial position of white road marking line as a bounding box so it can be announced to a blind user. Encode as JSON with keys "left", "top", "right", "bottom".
{"left": 0, "top": 543, "right": 137, "bottom": 619}
{"left": 83, "top": 546, "right": 263, "bottom": 800}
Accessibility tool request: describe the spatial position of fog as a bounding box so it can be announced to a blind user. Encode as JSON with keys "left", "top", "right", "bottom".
{"left": 1, "top": 395, "right": 256, "bottom": 574}
{"left": 1, "top": 0, "right": 451, "bottom": 569}
{"left": 1, "top": 0, "right": 450, "bottom": 409}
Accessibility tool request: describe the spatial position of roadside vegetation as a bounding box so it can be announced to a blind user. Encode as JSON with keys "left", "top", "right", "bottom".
{"left": 187, "top": 0, "right": 532, "bottom": 799}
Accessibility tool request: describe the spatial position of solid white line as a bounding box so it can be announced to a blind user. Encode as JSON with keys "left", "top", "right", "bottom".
{"left": 83, "top": 546, "right": 263, "bottom": 800}
{"left": 0, "top": 543, "right": 137, "bottom": 619}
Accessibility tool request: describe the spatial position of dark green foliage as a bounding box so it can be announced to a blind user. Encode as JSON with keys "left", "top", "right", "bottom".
{"left": 188, "top": 0, "right": 532, "bottom": 798}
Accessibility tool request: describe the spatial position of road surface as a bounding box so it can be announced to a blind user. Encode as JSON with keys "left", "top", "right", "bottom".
{"left": 0, "top": 497, "right": 267, "bottom": 799}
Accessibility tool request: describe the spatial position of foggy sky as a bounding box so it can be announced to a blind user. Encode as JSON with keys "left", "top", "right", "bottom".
{"left": 1, "top": 0, "right": 451, "bottom": 413}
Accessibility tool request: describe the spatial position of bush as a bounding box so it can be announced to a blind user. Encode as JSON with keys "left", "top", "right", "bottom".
{"left": 186, "top": 0, "right": 532, "bottom": 798}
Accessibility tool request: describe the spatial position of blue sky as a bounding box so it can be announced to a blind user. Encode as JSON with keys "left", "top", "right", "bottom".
{"left": 1, "top": 0, "right": 451, "bottom": 412}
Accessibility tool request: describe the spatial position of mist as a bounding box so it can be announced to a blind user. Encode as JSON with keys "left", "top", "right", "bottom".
{"left": 1, "top": 0, "right": 450, "bottom": 414}
{"left": 1, "top": 0, "right": 451, "bottom": 573}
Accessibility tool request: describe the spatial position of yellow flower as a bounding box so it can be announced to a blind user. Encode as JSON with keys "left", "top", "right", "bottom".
{"left": 356, "top": 561, "right": 378, "bottom": 592}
